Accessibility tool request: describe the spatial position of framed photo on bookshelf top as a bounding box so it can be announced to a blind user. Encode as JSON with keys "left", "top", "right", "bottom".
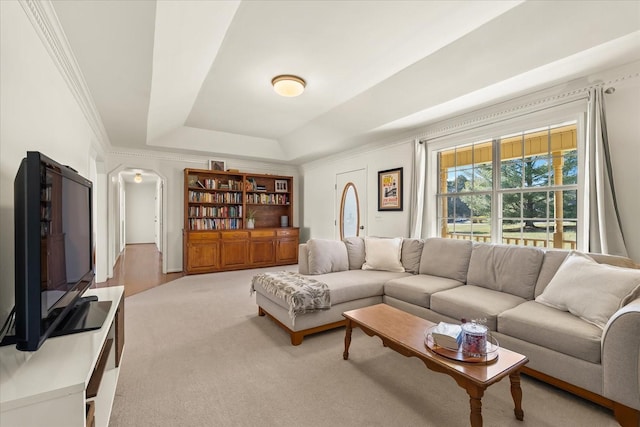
{"left": 209, "top": 159, "right": 226, "bottom": 171}
{"left": 378, "top": 167, "right": 403, "bottom": 211}
{"left": 275, "top": 179, "right": 288, "bottom": 193}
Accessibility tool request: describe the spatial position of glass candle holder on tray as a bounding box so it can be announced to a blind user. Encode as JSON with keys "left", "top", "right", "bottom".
{"left": 461, "top": 322, "right": 488, "bottom": 357}
{"left": 425, "top": 324, "right": 499, "bottom": 364}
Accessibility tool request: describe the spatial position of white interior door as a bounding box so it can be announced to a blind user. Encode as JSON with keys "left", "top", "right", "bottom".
{"left": 336, "top": 169, "right": 367, "bottom": 240}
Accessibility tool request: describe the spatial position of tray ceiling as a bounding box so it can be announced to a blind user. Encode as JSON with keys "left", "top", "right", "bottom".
{"left": 51, "top": 0, "right": 640, "bottom": 164}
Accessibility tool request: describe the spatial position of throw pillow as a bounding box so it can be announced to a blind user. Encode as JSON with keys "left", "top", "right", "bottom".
{"left": 535, "top": 251, "right": 640, "bottom": 328}
{"left": 401, "top": 238, "right": 424, "bottom": 274}
{"left": 307, "top": 239, "right": 349, "bottom": 275}
{"left": 343, "top": 236, "right": 366, "bottom": 270}
{"left": 362, "top": 237, "right": 404, "bottom": 272}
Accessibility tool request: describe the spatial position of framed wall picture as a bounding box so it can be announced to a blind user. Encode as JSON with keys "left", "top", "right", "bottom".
{"left": 378, "top": 167, "right": 403, "bottom": 211}
{"left": 209, "top": 160, "right": 226, "bottom": 171}
{"left": 275, "top": 179, "right": 288, "bottom": 193}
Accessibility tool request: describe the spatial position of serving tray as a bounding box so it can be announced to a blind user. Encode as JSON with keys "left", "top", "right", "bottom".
{"left": 424, "top": 325, "right": 499, "bottom": 364}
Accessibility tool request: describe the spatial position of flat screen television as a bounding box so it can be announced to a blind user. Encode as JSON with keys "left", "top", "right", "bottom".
{"left": 1, "top": 151, "right": 110, "bottom": 351}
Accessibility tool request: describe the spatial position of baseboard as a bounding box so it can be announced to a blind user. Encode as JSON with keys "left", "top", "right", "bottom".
{"left": 522, "top": 367, "right": 639, "bottom": 427}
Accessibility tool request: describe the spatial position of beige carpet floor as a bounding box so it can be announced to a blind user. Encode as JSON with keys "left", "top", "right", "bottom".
{"left": 109, "top": 266, "right": 618, "bottom": 427}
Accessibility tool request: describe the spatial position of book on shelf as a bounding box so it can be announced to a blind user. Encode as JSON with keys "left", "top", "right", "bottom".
{"left": 431, "top": 322, "right": 463, "bottom": 350}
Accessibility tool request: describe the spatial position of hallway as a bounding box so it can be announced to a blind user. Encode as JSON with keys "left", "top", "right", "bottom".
{"left": 97, "top": 244, "right": 183, "bottom": 297}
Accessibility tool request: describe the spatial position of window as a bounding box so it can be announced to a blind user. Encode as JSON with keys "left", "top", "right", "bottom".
{"left": 436, "top": 121, "right": 578, "bottom": 249}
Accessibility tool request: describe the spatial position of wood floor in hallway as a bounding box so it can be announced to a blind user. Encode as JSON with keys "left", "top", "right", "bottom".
{"left": 96, "top": 244, "right": 183, "bottom": 297}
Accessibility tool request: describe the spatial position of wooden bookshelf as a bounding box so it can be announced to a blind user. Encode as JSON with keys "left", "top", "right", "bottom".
{"left": 183, "top": 168, "right": 298, "bottom": 274}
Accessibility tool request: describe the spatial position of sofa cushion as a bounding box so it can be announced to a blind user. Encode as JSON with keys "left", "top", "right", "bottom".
{"left": 362, "top": 237, "right": 405, "bottom": 272}
{"left": 343, "top": 236, "right": 365, "bottom": 270}
{"left": 308, "top": 270, "right": 410, "bottom": 305}
{"left": 430, "top": 285, "right": 526, "bottom": 331}
{"left": 466, "top": 243, "right": 544, "bottom": 300}
{"left": 307, "top": 239, "right": 349, "bottom": 275}
{"left": 535, "top": 251, "right": 640, "bottom": 328}
{"left": 384, "top": 275, "right": 463, "bottom": 308}
{"left": 498, "top": 300, "right": 602, "bottom": 363}
{"left": 401, "top": 238, "right": 424, "bottom": 274}
{"left": 418, "top": 238, "right": 473, "bottom": 282}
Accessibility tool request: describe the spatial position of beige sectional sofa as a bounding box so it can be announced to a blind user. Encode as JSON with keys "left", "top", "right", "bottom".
{"left": 251, "top": 237, "right": 640, "bottom": 425}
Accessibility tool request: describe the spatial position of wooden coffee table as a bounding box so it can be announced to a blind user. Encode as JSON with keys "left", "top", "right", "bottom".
{"left": 343, "top": 304, "right": 528, "bottom": 427}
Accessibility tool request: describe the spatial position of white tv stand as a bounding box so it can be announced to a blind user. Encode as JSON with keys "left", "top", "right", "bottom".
{"left": 0, "top": 286, "right": 124, "bottom": 427}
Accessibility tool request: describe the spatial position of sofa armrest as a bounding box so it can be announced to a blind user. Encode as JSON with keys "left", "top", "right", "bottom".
{"left": 298, "top": 243, "right": 310, "bottom": 275}
{"left": 602, "top": 297, "right": 640, "bottom": 410}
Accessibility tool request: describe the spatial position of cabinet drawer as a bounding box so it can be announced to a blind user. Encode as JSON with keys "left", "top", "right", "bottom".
{"left": 189, "top": 231, "right": 220, "bottom": 241}
{"left": 276, "top": 228, "right": 298, "bottom": 237}
{"left": 251, "top": 230, "right": 275, "bottom": 238}
{"left": 221, "top": 231, "right": 249, "bottom": 240}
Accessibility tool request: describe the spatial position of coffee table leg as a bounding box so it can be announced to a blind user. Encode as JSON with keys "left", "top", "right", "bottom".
{"left": 509, "top": 371, "right": 524, "bottom": 421}
{"left": 343, "top": 319, "right": 352, "bottom": 360}
{"left": 467, "top": 386, "right": 484, "bottom": 427}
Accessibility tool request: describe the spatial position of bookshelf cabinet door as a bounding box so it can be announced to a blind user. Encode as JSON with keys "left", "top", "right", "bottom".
{"left": 187, "top": 242, "right": 219, "bottom": 271}
{"left": 250, "top": 240, "right": 276, "bottom": 265}
{"left": 249, "top": 230, "right": 276, "bottom": 265}
{"left": 275, "top": 229, "right": 299, "bottom": 264}
{"left": 276, "top": 239, "right": 298, "bottom": 264}
{"left": 220, "top": 232, "right": 250, "bottom": 268}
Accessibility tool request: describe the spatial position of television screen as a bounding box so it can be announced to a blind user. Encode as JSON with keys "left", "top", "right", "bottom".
{"left": 0, "top": 151, "right": 105, "bottom": 352}
{"left": 40, "top": 165, "right": 93, "bottom": 319}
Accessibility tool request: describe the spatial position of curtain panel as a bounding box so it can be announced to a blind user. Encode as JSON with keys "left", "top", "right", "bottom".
{"left": 409, "top": 139, "right": 426, "bottom": 238}
{"left": 585, "top": 87, "right": 628, "bottom": 256}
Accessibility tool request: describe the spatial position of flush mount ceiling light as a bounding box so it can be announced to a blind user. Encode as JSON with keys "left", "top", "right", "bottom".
{"left": 134, "top": 173, "right": 142, "bottom": 183}
{"left": 271, "top": 75, "right": 306, "bottom": 97}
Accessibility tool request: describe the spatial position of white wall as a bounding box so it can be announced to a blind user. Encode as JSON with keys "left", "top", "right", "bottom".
{"left": 125, "top": 181, "right": 156, "bottom": 244}
{"left": 0, "top": 1, "right": 104, "bottom": 320}
{"left": 300, "top": 141, "right": 413, "bottom": 241}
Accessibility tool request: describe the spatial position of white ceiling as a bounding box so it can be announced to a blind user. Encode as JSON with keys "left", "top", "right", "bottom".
{"left": 51, "top": 0, "right": 640, "bottom": 165}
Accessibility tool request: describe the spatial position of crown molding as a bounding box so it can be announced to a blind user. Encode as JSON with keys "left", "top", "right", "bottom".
{"left": 417, "top": 68, "right": 640, "bottom": 142}
{"left": 20, "top": 0, "right": 111, "bottom": 152}
{"left": 109, "top": 147, "right": 300, "bottom": 176}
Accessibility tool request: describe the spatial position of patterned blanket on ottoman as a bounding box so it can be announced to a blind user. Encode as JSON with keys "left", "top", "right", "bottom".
{"left": 251, "top": 271, "right": 330, "bottom": 325}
